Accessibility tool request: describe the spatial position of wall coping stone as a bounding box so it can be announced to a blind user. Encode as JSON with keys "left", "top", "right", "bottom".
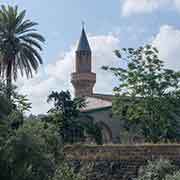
{"left": 65, "top": 144, "right": 180, "bottom": 161}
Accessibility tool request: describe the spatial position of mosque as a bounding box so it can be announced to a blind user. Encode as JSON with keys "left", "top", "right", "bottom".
{"left": 71, "top": 27, "right": 122, "bottom": 143}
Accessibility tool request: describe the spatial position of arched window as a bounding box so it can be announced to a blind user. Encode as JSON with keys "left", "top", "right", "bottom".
{"left": 97, "top": 122, "right": 113, "bottom": 144}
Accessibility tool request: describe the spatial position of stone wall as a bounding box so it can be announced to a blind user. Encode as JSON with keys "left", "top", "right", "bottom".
{"left": 65, "top": 144, "right": 180, "bottom": 180}
{"left": 83, "top": 108, "right": 122, "bottom": 144}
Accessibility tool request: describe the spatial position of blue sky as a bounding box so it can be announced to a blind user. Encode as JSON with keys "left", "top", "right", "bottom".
{"left": 1, "top": 0, "right": 122, "bottom": 64}
{"left": 1, "top": 0, "right": 180, "bottom": 114}
{"left": 1, "top": 0, "right": 180, "bottom": 64}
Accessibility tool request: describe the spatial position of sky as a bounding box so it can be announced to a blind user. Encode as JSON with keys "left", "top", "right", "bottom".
{"left": 1, "top": 0, "right": 180, "bottom": 114}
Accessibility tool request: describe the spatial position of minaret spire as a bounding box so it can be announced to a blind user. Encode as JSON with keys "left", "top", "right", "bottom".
{"left": 71, "top": 25, "right": 96, "bottom": 97}
{"left": 77, "top": 24, "right": 91, "bottom": 52}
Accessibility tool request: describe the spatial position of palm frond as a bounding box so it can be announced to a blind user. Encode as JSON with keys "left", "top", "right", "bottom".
{"left": 0, "top": 5, "right": 45, "bottom": 85}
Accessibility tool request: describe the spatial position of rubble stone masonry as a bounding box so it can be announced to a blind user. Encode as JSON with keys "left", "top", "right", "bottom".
{"left": 65, "top": 144, "right": 180, "bottom": 180}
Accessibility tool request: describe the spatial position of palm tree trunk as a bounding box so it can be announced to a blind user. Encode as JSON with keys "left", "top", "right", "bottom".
{"left": 6, "top": 62, "right": 12, "bottom": 100}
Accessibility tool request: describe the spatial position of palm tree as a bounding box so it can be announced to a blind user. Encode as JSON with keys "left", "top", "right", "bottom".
{"left": 47, "top": 90, "right": 86, "bottom": 113}
{"left": 0, "top": 5, "right": 45, "bottom": 99}
{"left": 47, "top": 91, "right": 87, "bottom": 143}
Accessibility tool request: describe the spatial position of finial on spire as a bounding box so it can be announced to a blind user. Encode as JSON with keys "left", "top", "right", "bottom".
{"left": 77, "top": 22, "right": 91, "bottom": 52}
{"left": 82, "top": 21, "right": 85, "bottom": 29}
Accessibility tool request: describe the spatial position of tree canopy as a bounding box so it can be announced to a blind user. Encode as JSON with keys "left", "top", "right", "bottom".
{"left": 0, "top": 87, "right": 82, "bottom": 180}
{"left": 103, "top": 45, "right": 180, "bottom": 143}
{"left": 0, "top": 5, "right": 82, "bottom": 180}
{"left": 47, "top": 90, "right": 102, "bottom": 144}
{"left": 135, "top": 159, "right": 178, "bottom": 180}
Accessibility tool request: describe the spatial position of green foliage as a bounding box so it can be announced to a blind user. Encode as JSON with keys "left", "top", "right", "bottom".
{"left": 0, "top": 83, "right": 81, "bottom": 180}
{"left": 0, "top": 120, "right": 57, "bottom": 180}
{"left": 0, "top": 116, "right": 82, "bottom": 180}
{"left": 47, "top": 91, "right": 86, "bottom": 118}
{"left": 165, "top": 171, "right": 180, "bottom": 180}
{"left": 119, "top": 126, "right": 143, "bottom": 144}
{"left": 47, "top": 91, "right": 86, "bottom": 144}
{"left": 0, "top": 82, "right": 32, "bottom": 129}
{"left": 136, "top": 159, "right": 178, "bottom": 180}
{"left": 52, "top": 163, "right": 83, "bottom": 180}
{"left": 47, "top": 90, "right": 102, "bottom": 144}
{"left": 12, "top": 93, "right": 32, "bottom": 113}
{"left": 82, "top": 121, "right": 102, "bottom": 145}
{"left": 0, "top": 81, "right": 13, "bottom": 118}
{"left": 0, "top": 81, "right": 30, "bottom": 114}
{"left": 104, "top": 44, "right": 180, "bottom": 143}
{"left": 0, "top": 5, "right": 45, "bottom": 98}
{"left": 0, "top": 4, "right": 83, "bottom": 180}
{"left": 7, "top": 110, "right": 24, "bottom": 129}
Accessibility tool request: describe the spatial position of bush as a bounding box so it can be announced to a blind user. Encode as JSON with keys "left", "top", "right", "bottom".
{"left": 165, "top": 171, "right": 180, "bottom": 180}
{"left": 52, "top": 163, "right": 83, "bottom": 180}
{"left": 135, "top": 159, "right": 177, "bottom": 180}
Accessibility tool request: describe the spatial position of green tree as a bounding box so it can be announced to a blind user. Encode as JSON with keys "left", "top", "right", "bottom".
{"left": 0, "top": 5, "right": 45, "bottom": 99}
{"left": 0, "top": 104, "right": 82, "bottom": 180}
{"left": 0, "top": 81, "right": 26, "bottom": 130}
{"left": 0, "top": 87, "right": 12, "bottom": 147}
{"left": 165, "top": 171, "right": 180, "bottom": 180}
{"left": 0, "top": 85, "right": 81, "bottom": 180}
{"left": 47, "top": 90, "right": 102, "bottom": 144}
{"left": 52, "top": 163, "right": 83, "bottom": 180}
{"left": 47, "top": 91, "right": 86, "bottom": 117}
{"left": 3, "top": 83, "right": 32, "bottom": 130}
{"left": 0, "top": 119, "right": 63, "bottom": 180}
{"left": 12, "top": 93, "right": 31, "bottom": 113}
{"left": 103, "top": 45, "right": 180, "bottom": 143}
{"left": 136, "top": 159, "right": 177, "bottom": 180}
{"left": 47, "top": 90, "right": 86, "bottom": 143}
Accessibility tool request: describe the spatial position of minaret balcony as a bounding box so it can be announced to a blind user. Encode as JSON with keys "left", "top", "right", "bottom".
{"left": 71, "top": 72, "right": 96, "bottom": 82}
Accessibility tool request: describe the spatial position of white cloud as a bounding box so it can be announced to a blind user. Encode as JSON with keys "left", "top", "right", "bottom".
{"left": 121, "top": 0, "right": 173, "bottom": 16}
{"left": 153, "top": 25, "right": 180, "bottom": 70}
{"left": 90, "top": 35, "right": 120, "bottom": 93}
{"left": 174, "top": 0, "right": 180, "bottom": 11}
{"left": 16, "top": 25, "right": 180, "bottom": 115}
{"left": 17, "top": 34, "right": 120, "bottom": 115}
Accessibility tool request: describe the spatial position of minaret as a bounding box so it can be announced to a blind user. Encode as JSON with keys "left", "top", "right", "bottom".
{"left": 71, "top": 26, "right": 96, "bottom": 97}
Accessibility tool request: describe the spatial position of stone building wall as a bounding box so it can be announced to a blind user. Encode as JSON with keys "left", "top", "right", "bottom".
{"left": 65, "top": 144, "right": 180, "bottom": 180}
{"left": 83, "top": 108, "right": 122, "bottom": 143}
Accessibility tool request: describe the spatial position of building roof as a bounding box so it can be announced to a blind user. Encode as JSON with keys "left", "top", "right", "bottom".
{"left": 92, "top": 93, "right": 113, "bottom": 101}
{"left": 81, "top": 95, "right": 112, "bottom": 112}
{"left": 77, "top": 28, "right": 91, "bottom": 52}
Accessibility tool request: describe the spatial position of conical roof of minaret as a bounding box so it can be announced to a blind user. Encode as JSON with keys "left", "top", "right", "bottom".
{"left": 77, "top": 27, "right": 91, "bottom": 52}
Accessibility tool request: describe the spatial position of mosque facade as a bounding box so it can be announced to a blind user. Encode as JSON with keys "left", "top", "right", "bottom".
{"left": 71, "top": 27, "right": 122, "bottom": 143}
